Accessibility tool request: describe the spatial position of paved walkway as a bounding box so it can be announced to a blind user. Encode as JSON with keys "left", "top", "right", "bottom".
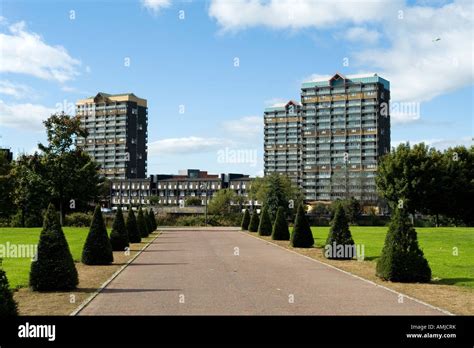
{"left": 78, "top": 227, "right": 446, "bottom": 315}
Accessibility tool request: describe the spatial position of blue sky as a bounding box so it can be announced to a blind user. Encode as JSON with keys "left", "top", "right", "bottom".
{"left": 0, "top": 0, "right": 472, "bottom": 177}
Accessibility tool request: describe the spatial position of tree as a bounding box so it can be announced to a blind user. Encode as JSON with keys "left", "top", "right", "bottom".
{"left": 265, "top": 174, "right": 289, "bottom": 221}
{"left": 241, "top": 209, "right": 250, "bottom": 230}
{"left": 185, "top": 196, "right": 202, "bottom": 206}
{"left": 110, "top": 207, "right": 129, "bottom": 251}
{"left": 248, "top": 211, "right": 259, "bottom": 232}
{"left": 30, "top": 204, "right": 78, "bottom": 291}
{"left": 38, "top": 113, "right": 102, "bottom": 225}
{"left": 82, "top": 205, "right": 113, "bottom": 265}
{"left": 257, "top": 206, "right": 272, "bottom": 236}
{"left": 271, "top": 207, "right": 290, "bottom": 240}
{"left": 249, "top": 174, "right": 303, "bottom": 220}
{"left": 136, "top": 207, "right": 148, "bottom": 238}
{"left": 208, "top": 189, "right": 243, "bottom": 215}
{"left": 376, "top": 207, "right": 431, "bottom": 282}
{"left": 344, "top": 197, "right": 362, "bottom": 224}
{"left": 0, "top": 267, "right": 18, "bottom": 316}
{"left": 291, "top": 204, "right": 314, "bottom": 248}
{"left": 10, "top": 153, "right": 49, "bottom": 227}
{"left": 126, "top": 207, "right": 141, "bottom": 243}
{"left": 325, "top": 203, "right": 355, "bottom": 259}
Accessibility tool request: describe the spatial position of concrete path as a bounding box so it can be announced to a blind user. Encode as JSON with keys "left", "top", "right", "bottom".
{"left": 78, "top": 227, "right": 446, "bottom": 315}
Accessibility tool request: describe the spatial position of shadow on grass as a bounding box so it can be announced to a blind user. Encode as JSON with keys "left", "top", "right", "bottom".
{"left": 431, "top": 277, "right": 474, "bottom": 286}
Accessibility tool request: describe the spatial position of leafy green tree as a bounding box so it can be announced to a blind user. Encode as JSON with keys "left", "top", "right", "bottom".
{"left": 344, "top": 197, "right": 362, "bottom": 224}
{"left": 249, "top": 174, "right": 303, "bottom": 220}
{"left": 10, "top": 153, "right": 49, "bottom": 227}
{"left": 241, "top": 209, "right": 250, "bottom": 230}
{"left": 257, "top": 206, "right": 272, "bottom": 236}
{"left": 110, "top": 207, "right": 129, "bottom": 251}
{"left": 30, "top": 204, "right": 78, "bottom": 291}
{"left": 271, "top": 207, "right": 290, "bottom": 240}
{"left": 376, "top": 207, "right": 431, "bottom": 282}
{"left": 248, "top": 210, "right": 259, "bottom": 232}
{"left": 126, "top": 207, "right": 141, "bottom": 243}
{"left": 38, "top": 113, "right": 102, "bottom": 224}
{"left": 0, "top": 267, "right": 18, "bottom": 316}
{"left": 136, "top": 207, "right": 148, "bottom": 238}
{"left": 185, "top": 196, "right": 202, "bottom": 206}
{"left": 377, "top": 143, "right": 439, "bottom": 214}
{"left": 82, "top": 205, "right": 113, "bottom": 265}
{"left": 439, "top": 146, "right": 474, "bottom": 225}
{"left": 291, "top": 204, "right": 314, "bottom": 248}
{"left": 325, "top": 204, "right": 355, "bottom": 259}
{"left": 208, "top": 189, "right": 243, "bottom": 215}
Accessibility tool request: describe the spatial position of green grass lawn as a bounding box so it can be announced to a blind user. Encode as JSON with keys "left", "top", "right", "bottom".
{"left": 0, "top": 227, "right": 90, "bottom": 289}
{"left": 305, "top": 226, "right": 474, "bottom": 288}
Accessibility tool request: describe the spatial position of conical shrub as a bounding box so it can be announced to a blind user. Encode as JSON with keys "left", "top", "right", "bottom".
{"left": 144, "top": 209, "right": 152, "bottom": 236}
{"left": 325, "top": 204, "right": 355, "bottom": 259}
{"left": 291, "top": 204, "right": 314, "bottom": 248}
{"left": 147, "top": 209, "right": 156, "bottom": 233}
{"left": 126, "top": 207, "right": 141, "bottom": 243}
{"left": 30, "top": 204, "right": 78, "bottom": 291}
{"left": 376, "top": 208, "right": 431, "bottom": 283}
{"left": 149, "top": 209, "right": 157, "bottom": 231}
{"left": 248, "top": 211, "right": 259, "bottom": 232}
{"left": 82, "top": 205, "right": 114, "bottom": 265}
{"left": 258, "top": 206, "right": 272, "bottom": 236}
{"left": 137, "top": 207, "right": 148, "bottom": 238}
{"left": 241, "top": 209, "right": 250, "bottom": 230}
{"left": 272, "top": 207, "right": 290, "bottom": 240}
{"left": 110, "top": 206, "right": 129, "bottom": 251}
{"left": 0, "top": 267, "right": 18, "bottom": 316}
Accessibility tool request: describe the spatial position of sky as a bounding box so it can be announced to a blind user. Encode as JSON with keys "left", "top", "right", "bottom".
{"left": 0, "top": 0, "right": 472, "bottom": 177}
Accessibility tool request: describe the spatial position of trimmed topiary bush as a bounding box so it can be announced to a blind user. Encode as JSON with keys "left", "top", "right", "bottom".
{"left": 0, "top": 267, "right": 18, "bottom": 316}
{"left": 30, "top": 204, "right": 78, "bottom": 291}
{"left": 149, "top": 209, "right": 157, "bottom": 231}
{"left": 248, "top": 210, "right": 259, "bottom": 232}
{"left": 81, "top": 205, "right": 114, "bottom": 265}
{"left": 241, "top": 209, "right": 250, "bottom": 230}
{"left": 147, "top": 209, "right": 156, "bottom": 233}
{"left": 272, "top": 207, "right": 290, "bottom": 240}
{"left": 258, "top": 206, "right": 272, "bottom": 236}
{"left": 110, "top": 206, "right": 129, "bottom": 251}
{"left": 137, "top": 207, "right": 148, "bottom": 238}
{"left": 376, "top": 208, "right": 431, "bottom": 283}
{"left": 324, "top": 204, "right": 355, "bottom": 259}
{"left": 291, "top": 204, "right": 314, "bottom": 248}
{"left": 126, "top": 207, "right": 141, "bottom": 243}
{"left": 144, "top": 209, "right": 153, "bottom": 235}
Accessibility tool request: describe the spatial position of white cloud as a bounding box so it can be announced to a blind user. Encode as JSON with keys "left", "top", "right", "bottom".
{"left": 354, "top": 0, "right": 473, "bottom": 103}
{"left": 344, "top": 26, "right": 380, "bottom": 44}
{"left": 221, "top": 116, "right": 263, "bottom": 138}
{"left": 0, "top": 21, "right": 81, "bottom": 82}
{"left": 148, "top": 136, "right": 232, "bottom": 156}
{"left": 210, "top": 0, "right": 473, "bottom": 105}
{"left": 0, "top": 80, "right": 34, "bottom": 99}
{"left": 0, "top": 100, "right": 55, "bottom": 131}
{"left": 141, "top": 0, "right": 171, "bottom": 13}
{"left": 209, "top": 0, "right": 398, "bottom": 32}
